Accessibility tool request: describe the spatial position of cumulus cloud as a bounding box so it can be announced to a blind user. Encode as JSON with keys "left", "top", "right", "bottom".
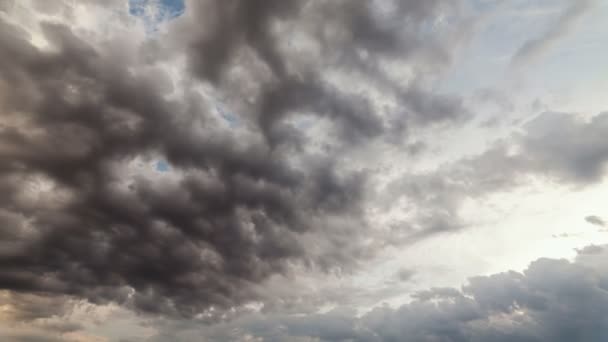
{"left": 0, "top": 0, "right": 473, "bottom": 319}
{"left": 2, "top": 1, "right": 608, "bottom": 340}
{"left": 148, "top": 244, "right": 608, "bottom": 341}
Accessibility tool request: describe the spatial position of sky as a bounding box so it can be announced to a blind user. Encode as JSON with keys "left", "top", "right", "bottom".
{"left": 0, "top": 0, "right": 608, "bottom": 341}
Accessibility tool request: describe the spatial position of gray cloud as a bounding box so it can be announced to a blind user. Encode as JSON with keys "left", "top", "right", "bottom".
{"left": 0, "top": 291, "right": 85, "bottom": 341}
{"left": 511, "top": 0, "right": 595, "bottom": 67}
{"left": 0, "top": 0, "right": 472, "bottom": 319}
{"left": 519, "top": 112, "right": 608, "bottom": 184}
{"left": 384, "top": 111, "right": 608, "bottom": 242}
{"left": 0, "top": 334, "right": 64, "bottom": 342}
{"left": 166, "top": 0, "right": 472, "bottom": 149}
{"left": 0, "top": 292, "right": 73, "bottom": 323}
{"left": 396, "top": 268, "right": 416, "bottom": 282}
{"left": 150, "top": 244, "right": 608, "bottom": 341}
{"left": 586, "top": 215, "right": 606, "bottom": 227}
{"left": 1, "top": 1, "right": 606, "bottom": 341}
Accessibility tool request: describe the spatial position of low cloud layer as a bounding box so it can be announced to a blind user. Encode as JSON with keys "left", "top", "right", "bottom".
{"left": 8, "top": 244, "right": 608, "bottom": 341}
{"left": 137, "top": 244, "right": 608, "bottom": 341}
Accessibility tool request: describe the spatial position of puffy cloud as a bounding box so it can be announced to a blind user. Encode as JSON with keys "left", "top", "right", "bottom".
{"left": 586, "top": 215, "right": 606, "bottom": 227}
{"left": 518, "top": 112, "right": 608, "bottom": 184}
{"left": 152, "top": 244, "right": 608, "bottom": 341}
{"left": 0, "top": 0, "right": 472, "bottom": 319}
{"left": 2, "top": 1, "right": 608, "bottom": 340}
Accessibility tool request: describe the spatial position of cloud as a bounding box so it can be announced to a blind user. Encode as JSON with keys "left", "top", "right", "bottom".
{"left": 511, "top": 0, "right": 595, "bottom": 67}
{"left": 586, "top": 215, "right": 606, "bottom": 227}
{"left": 0, "top": 291, "right": 73, "bottom": 323}
{"left": 3, "top": 2, "right": 607, "bottom": 340}
{"left": 383, "top": 111, "right": 608, "bottom": 242}
{"left": 0, "top": 334, "right": 64, "bottom": 342}
{"left": 149, "top": 244, "right": 608, "bottom": 341}
{"left": 0, "top": 291, "right": 89, "bottom": 341}
{"left": 396, "top": 268, "right": 416, "bottom": 282}
{"left": 0, "top": 0, "right": 473, "bottom": 319}
{"left": 0, "top": 0, "right": 14, "bottom": 13}
{"left": 168, "top": 0, "right": 472, "bottom": 148}
{"left": 519, "top": 112, "right": 608, "bottom": 183}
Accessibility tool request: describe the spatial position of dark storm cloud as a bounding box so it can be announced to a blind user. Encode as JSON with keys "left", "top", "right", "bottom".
{"left": 0, "top": 0, "right": 470, "bottom": 318}
{"left": 0, "top": 15, "right": 362, "bottom": 317}
{"left": 173, "top": 0, "right": 469, "bottom": 148}
{"left": 160, "top": 244, "right": 608, "bottom": 341}
{"left": 182, "top": 0, "right": 458, "bottom": 80}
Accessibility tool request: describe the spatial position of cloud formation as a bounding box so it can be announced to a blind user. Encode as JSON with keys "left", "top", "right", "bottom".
{"left": 586, "top": 215, "right": 606, "bottom": 227}
{"left": 141, "top": 244, "right": 608, "bottom": 341}
{"left": 511, "top": 0, "right": 595, "bottom": 67}
{"left": 384, "top": 111, "right": 608, "bottom": 240}
{"left": 0, "top": 14, "right": 363, "bottom": 317}
{"left": 1, "top": 1, "right": 608, "bottom": 341}
{"left": 0, "top": 0, "right": 471, "bottom": 318}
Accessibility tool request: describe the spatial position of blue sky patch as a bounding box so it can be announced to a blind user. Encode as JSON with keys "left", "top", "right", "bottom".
{"left": 129, "top": 0, "right": 185, "bottom": 32}
{"left": 216, "top": 104, "right": 239, "bottom": 128}
{"left": 155, "top": 160, "right": 171, "bottom": 172}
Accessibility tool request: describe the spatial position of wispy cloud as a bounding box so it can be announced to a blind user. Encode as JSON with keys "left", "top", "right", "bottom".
{"left": 586, "top": 215, "right": 606, "bottom": 227}
{"left": 511, "top": 0, "right": 595, "bottom": 67}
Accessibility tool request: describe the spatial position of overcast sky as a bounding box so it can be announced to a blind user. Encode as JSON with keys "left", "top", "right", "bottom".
{"left": 1, "top": 0, "right": 608, "bottom": 341}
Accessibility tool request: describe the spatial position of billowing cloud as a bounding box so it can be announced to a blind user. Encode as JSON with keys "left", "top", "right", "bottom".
{"left": 0, "top": 0, "right": 472, "bottom": 318}
{"left": 147, "top": 244, "right": 608, "bottom": 341}
{"left": 1, "top": 0, "right": 608, "bottom": 340}
{"left": 0, "top": 14, "right": 364, "bottom": 317}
